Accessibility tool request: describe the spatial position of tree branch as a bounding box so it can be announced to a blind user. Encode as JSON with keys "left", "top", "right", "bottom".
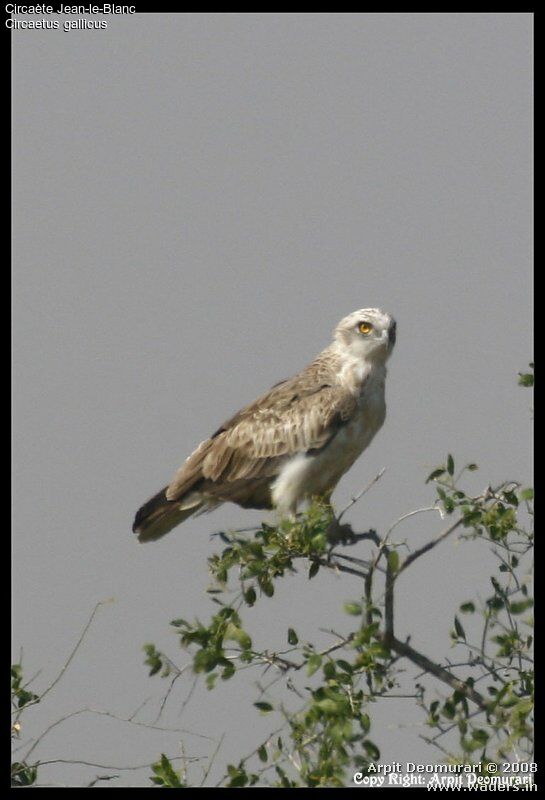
{"left": 384, "top": 635, "right": 487, "bottom": 711}
{"left": 397, "top": 516, "right": 464, "bottom": 577}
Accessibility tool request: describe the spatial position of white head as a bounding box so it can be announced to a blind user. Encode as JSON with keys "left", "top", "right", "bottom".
{"left": 333, "top": 308, "right": 396, "bottom": 363}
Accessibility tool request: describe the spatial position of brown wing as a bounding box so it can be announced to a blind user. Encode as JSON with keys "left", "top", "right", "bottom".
{"left": 165, "top": 368, "right": 358, "bottom": 502}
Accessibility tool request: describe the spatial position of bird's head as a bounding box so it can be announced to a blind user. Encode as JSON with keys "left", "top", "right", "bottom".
{"left": 333, "top": 308, "right": 396, "bottom": 363}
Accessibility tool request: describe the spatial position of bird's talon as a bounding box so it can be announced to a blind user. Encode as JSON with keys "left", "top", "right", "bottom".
{"left": 326, "top": 518, "right": 357, "bottom": 545}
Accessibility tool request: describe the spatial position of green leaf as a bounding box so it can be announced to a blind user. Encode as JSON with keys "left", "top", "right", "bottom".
{"left": 150, "top": 754, "right": 184, "bottom": 788}
{"left": 363, "top": 740, "right": 380, "bottom": 760}
{"left": 443, "top": 496, "right": 455, "bottom": 514}
{"left": 221, "top": 662, "right": 236, "bottom": 680}
{"left": 254, "top": 701, "right": 273, "bottom": 713}
{"left": 426, "top": 467, "right": 445, "bottom": 483}
{"left": 343, "top": 601, "right": 362, "bottom": 616}
{"left": 257, "top": 745, "right": 268, "bottom": 763}
{"left": 462, "top": 509, "right": 483, "bottom": 526}
{"left": 316, "top": 698, "right": 341, "bottom": 714}
{"left": 259, "top": 578, "right": 274, "bottom": 597}
{"left": 359, "top": 713, "right": 371, "bottom": 733}
{"left": 206, "top": 672, "right": 218, "bottom": 690}
{"left": 306, "top": 653, "right": 322, "bottom": 676}
{"left": 454, "top": 616, "right": 466, "bottom": 640}
{"left": 518, "top": 365, "right": 534, "bottom": 387}
{"left": 502, "top": 490, "right": 519, "bottom": 506}
{"left": 472, "top": 729, "right": 489, "bottom": 745}
{"left": 16, "top": 689, "right": 39, "bottom": 708}
{"left": 387, "top": 550, "right": 399, "bottom": 574}
{"left": 225, "top": 622, "right": 252, "bottom": 651}
{"left": 11, "top": 762, "right": 38, "bottom": 787}
{"left": 447, "top": 454, "right": 455, "bottom": 476}
{"left": 323, "top": 660, "right": 336, "bottom": 679}
{"left": 508, "top": 599, "right": 534, "bottom": 615}
{"left": 287, "top": 628, "right": 298, "bottom": 645}
{"left": 143, "top": 644, "right": 163, "bottom": 677}
{"left": 244, "top": 587, "right": 256, "bottom": 606}
{"left": 308, "top": 561, "right": 320, "bottom": 579}
{"left": 226, "top": 763, "right": 250, "bottom": 788}
{"left": 193, "top": 649, "right": 219, "bottom": 673}
{"left": 460, "top": 602, "right": 476, "bottom": 614}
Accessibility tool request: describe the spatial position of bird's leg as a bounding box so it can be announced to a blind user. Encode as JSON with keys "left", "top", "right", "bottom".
{"left": 316, "top": 490, "right": 357, "bottom": 550}
{"left": 326, "top": 517, "right": 357, "bottom": 548}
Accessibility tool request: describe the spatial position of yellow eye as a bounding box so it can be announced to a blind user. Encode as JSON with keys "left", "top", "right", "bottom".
{"left": 359, "top": 321, "right": 373, "bottom": 335}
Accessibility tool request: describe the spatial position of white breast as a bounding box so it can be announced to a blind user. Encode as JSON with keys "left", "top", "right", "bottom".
{"left": 271, "top": 369, "right": 386, "bottom": 514}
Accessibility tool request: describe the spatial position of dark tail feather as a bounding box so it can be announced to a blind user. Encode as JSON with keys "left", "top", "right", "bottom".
{"left": 132, "top": 487, "right": 202, "bottom": 543}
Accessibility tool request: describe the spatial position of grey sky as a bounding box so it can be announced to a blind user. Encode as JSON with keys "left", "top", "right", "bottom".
{"left": 12, "top": 12, "right": 532, "bottom": 787}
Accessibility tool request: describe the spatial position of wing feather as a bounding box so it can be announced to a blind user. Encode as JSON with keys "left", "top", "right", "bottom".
{"left": 165, "top": 365, "right": 359, "bottom": 502}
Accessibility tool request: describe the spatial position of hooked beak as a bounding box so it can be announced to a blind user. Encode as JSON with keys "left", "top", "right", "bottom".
{"left": 388, "top": 319, "right": 397, "bottom": 349}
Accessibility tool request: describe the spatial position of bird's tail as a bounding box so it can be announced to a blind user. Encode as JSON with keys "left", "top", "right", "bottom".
{"left": 132, "top": 488, "right": 203, "bottom": 543}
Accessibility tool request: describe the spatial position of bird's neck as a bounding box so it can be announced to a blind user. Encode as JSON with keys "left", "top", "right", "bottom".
{"left": 322, "top": 344, "right": 386, "bottom": 396}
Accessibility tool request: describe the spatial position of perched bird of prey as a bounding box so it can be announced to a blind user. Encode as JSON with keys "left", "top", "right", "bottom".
{"left": 133, "top": 308, "right": 396, "bottom": 542}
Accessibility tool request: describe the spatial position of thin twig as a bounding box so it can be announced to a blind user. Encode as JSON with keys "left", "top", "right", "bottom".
{"left": 384, "top": 505, "right": 444, "bottom": 539}
{"left": 14, "top": 600, "right": 111, "bottom": 721}
{"left": 17, "top": 755, "right": 203, "bottom": 775}
{"left": 153, "top": 664, "right": 191, "bottom": 723}
{"left": 330, "top": 553, "right": 375, "bottom": 570}
{"left": 397, "top": 516, "right": 464, "bottom": 577}
{"left": 23, "top": 706, "right": 212, "bottom": 764}
{"left": 200, "top": 733, "right": 225, "bottom": 787}
{"left": 128, "top": 695, "right": 153, "bottom": 722}
{"left": 179, "top": 673, "right": 199, "bottom": 717}
{"left": 337, "top": 468, "right": 386, "bottom": 522}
